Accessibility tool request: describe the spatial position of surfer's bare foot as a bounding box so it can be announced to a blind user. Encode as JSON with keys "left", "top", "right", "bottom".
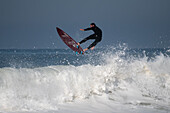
{"left": 83, "top": 48, "right": 88, "bottom": 52}
{"left": 77, "top": 43, "right": 80, "bottom": 46}
{"left": 91, "top": 46, "right": 95, "bottom": 50}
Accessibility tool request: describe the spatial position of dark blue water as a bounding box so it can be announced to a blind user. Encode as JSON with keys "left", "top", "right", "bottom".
{"left": 0, "top": 47, "right": 169, "bottom": 68}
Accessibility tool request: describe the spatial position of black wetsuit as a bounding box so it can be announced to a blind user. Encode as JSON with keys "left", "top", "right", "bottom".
{"left": 79, "top": 26, "right": 102, "bottom": 49}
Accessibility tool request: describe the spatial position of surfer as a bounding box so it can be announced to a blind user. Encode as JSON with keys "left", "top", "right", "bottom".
{"left": 77, "top": 23, "right": 102, "bottom": 52}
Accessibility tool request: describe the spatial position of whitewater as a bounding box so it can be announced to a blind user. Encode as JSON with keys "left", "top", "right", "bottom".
{"left": 0, "top": 47, "right": 170, "bottom": 113}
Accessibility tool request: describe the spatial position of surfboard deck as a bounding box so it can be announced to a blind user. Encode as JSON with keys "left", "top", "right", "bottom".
{"left": 56, "top": 27, "right": 83, "bottom": 54}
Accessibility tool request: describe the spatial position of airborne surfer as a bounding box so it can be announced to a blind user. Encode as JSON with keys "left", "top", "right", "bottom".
{"left": 77, "top": 23, "right": 102, "bottom": 52}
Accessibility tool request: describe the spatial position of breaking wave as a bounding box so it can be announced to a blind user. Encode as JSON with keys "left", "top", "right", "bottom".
{"left": 0, "top": 47, "right": 170, "bottom": 112}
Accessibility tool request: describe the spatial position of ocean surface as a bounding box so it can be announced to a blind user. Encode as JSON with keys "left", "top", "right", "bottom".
{"left": 0, "top": 46, "right": 170, "bottom": 112}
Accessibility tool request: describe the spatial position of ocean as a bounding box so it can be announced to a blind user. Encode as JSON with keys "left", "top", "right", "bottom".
{"left": 0, "top": 46, "right": 170, "bottom": 113}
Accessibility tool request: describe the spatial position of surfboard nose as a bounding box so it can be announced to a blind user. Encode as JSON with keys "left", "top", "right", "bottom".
{"left": 56, "top": 27, "right": 60, "bottom": 31}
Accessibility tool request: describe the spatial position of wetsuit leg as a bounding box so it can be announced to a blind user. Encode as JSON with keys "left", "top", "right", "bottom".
{"left": 79, "top": 34, "right": 96, "bottom": 44}
{"left": 87, "top": 39, "right": 101, "bottom": 49}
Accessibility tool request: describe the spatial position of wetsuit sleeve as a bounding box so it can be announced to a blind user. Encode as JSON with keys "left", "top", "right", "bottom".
{"left": 84, "top": 27, "right": 92, "bottom": 31}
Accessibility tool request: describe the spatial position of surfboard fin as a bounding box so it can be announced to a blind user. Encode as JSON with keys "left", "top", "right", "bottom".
{"left": 77, "top": 45, "right": 80, "bottom": 49}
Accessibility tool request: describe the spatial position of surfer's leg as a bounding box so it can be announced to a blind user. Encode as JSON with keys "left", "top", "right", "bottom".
{"left": 87, "top": 40, "right": 98, "bottom": 50}
{"left": 79, "top": 34, "right": 96, "bottom": 44}
{"left": 87, "top": 37, "right": 101, "bottom": 50}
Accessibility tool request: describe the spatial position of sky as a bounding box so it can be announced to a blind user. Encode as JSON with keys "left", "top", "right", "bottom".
{"left": 0, "top": 0, "right": 170, "bottom": 49}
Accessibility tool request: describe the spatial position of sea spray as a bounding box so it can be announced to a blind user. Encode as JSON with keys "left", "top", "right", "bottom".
{"left": 0, "top": 47, "right": 170, "bottom": 112}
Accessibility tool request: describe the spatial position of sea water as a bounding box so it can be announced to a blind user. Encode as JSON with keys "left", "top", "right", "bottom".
{"left": 0, "top": 46, "right": 170, "bottom": 112}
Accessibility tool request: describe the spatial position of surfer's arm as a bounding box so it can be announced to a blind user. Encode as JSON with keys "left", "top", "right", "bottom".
{"left": 80, "top": 28, "right": 92, "bottom": 31}
{"left": 84, "top": 27, "right": 92, "bottom": 31}
{"left": 80, "top": 29, "right": 85, "bottom": 31}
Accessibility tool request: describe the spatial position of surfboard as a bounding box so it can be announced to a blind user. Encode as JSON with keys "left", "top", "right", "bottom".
{"left": 56, "top": 27, "right": 83, "bottom": 54}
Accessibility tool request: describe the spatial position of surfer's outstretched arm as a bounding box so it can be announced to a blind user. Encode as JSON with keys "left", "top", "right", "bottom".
{"left": 80, "top": 29, "right": 84, "bottom": 31}
{"left": 80, "top": 27, "right": 92, "bottom": 31}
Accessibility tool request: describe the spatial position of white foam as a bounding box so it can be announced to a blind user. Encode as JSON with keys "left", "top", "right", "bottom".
{"left": 0, "top": 53, "right": 170, "bottom": 112}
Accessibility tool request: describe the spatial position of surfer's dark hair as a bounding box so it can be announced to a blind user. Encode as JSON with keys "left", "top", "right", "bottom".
{"left": 90, "top": 23, "right": 96, "bottom": 26}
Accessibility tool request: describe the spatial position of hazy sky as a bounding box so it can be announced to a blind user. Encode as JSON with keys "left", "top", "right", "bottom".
{"left": 0, "top": 0, "right": 170, "bottom": 49}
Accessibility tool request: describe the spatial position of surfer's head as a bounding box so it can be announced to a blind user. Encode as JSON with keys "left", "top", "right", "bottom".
{"left": 90, "top": 23, "right": 96, "bottom": 28}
